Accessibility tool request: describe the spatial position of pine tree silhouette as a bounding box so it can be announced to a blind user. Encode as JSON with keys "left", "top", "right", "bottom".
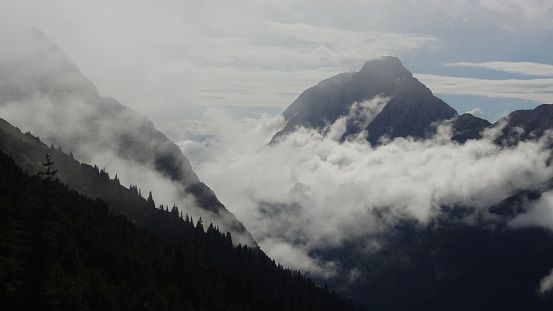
{"left": 39, "top": 154, "right": 58, "bottom": 182}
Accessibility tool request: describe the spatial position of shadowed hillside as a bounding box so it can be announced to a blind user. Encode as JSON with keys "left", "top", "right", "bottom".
{"left": 0, "top": 149, "right": 364, "bottom": 311}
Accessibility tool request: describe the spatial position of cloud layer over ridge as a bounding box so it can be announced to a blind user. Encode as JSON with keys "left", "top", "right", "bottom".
{"left": 177, "top": 108, "right": 553, "bottom": 278}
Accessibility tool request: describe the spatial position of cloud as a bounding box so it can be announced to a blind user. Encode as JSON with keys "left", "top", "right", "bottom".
{"left": 326, "top": 96, "right": 390, "bottom": 141}
{"left": 263, "top": 238, "right": 339, "bottom": 279}
{"left": 446, "top": 61, "right": 553, "bottom": 77}
{"left": 0, "top": 93, "right": 177, "bottom": 203}
{"left": 177, "top": 108, "right": 553, "bottom": 278}
{"left": 537, "top": 268, "right": 553, "bottom": 296}
{"left": 415, "top": 74, "right": 553, "bottom": 103}
{"left": 465, "top": 107, "right": 483, "bottom": 117}
{"left": 509, "top": 191, "right": 553, "bottom": 229}
{"left": 411, "top": 0, "right": 553, "bottom": 29}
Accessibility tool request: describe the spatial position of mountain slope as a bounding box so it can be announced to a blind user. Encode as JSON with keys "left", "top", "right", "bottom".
{"left": 451, "top": 113, "right": 492, "bottom": 143}
{"left": 0, "top": 28, "right": 254, "bottom": 245}
{"left": 0, "top": 149, "right": 362, "bottom": 311}
{"left": 0, "top": 117, "right": 198, "bottom": 245}
{"left": 338, "top": 218, "right": 553, "bottom": 310}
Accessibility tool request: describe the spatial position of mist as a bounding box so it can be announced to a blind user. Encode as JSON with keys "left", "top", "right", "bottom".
{"left": 0, "top": 27, "right": 256, "bottom": 245}
{"left": 0, "top": 94, "right": 257, "bottom": 245}
{"left": 177, "top": 108, "right": 553, "bottom": 279}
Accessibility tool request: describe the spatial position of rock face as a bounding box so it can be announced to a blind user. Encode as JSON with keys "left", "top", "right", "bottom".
{"left": 272, "top": 56, "right": 458, "bottom": 144}
{"left": 451, "top": 113, "right": 492, "bottom": 143}
{"left": 0, "top": 28, "right": 256, "bottom": 245}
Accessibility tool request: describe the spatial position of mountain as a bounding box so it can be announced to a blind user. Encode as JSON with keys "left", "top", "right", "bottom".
{"left": 442, "top": 104, "right": 553, "bottom": 144}
{"left": 0, "top": 28, "right": 254, "bottom": 245}
{"left": 272, "top": 56, "right": 458, "bottom": 144}
{"left": 335, "top": 217, "right": 553, "bottom": 310}
{"left": 272, "top": 56, "right": 553, "bottom": 147}
{"left": 0, "top": 149, "right": 363, "bottom": 311}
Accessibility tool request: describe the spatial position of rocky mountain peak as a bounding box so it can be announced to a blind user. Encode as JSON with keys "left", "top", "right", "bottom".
{"left": 272, "top": 56, "right": 457, "bottom": 144}
{"left": 358, "top": 56, "right": 412, "bottom": 79}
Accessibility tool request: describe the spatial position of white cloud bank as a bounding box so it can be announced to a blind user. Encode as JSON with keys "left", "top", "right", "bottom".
{"left": 177, "top": 108, "right": 553, "bottom": 278}
{"left": 415, "top": 74, "right": 553, "bottom": 103}
{"left": 447, "top": 61, "right": 553, "bottom": 77}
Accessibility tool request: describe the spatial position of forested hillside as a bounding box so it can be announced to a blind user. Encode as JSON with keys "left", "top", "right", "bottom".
{"left": 0, "top": 150, "right": 362, "bottom": 310}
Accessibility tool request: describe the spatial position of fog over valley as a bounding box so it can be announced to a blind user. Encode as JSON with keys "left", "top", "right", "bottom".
{"left": 175, "top": 107, "right": 553, "bottom": 279}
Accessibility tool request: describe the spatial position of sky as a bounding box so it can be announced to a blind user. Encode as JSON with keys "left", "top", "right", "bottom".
{"left": 1, "top": 0, "right": 553, "bottom": 128}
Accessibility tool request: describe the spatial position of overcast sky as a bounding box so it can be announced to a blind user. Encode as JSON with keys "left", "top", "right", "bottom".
{"left": 2, "top": 0, "right": 553, "bottom": 126}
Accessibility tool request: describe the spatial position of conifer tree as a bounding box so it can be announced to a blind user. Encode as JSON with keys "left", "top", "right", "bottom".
{"left": 171, "top": 204, "right": 179, "bottom": 217}
{"left": 146, "top": 191, "right": 155, "bottom": 209}
{"left": 196, "top": 217, "right": 204, "bottom": 232}
{"left": 39, "top": 154, "right": 57, "bottom": 182}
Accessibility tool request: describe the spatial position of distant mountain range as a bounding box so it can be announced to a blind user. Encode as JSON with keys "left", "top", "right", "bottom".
{"left": 272, "top": 56, "right": 553, "bottom": 146}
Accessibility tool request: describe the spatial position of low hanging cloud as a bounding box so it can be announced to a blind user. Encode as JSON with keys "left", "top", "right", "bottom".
{"left": 509, "top": 192, "right": 553, "bottom": 229}
{"left": 176, "top": 108, "right": 553, "bottom": 278}
{"left": 537, "top": 268, "right": 553, "bottom": 296}
{"left": 0, "top": 94, "right": 258, "bottom": 245}
{"left": 0, "top": 95, "right": 182, "bottom": 208}
{"left": 325, "top": 96, "right": 389, "bottom": 141}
